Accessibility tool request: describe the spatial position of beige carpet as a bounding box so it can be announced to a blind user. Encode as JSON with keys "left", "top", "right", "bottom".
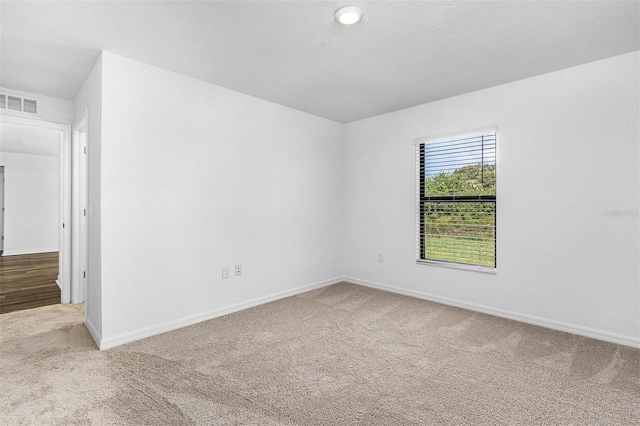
{"left": 1, "top": 282, "right": 638, "bottom": 425}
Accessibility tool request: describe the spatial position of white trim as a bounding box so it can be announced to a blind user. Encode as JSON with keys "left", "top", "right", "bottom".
{"left": 72, "top": 108, "right": 89, "bottom": 304}
{"left": 344, "top": 276, "right": 640, "bottom": 349}
{"left": 417, "top": 259, "right": 496, "bottom": 274}
{"left": 84, "top": 317, "right": 102, "bottom": 349}
{"left": 97, "top": 276, "right": 343, "bottom": 350}
{"left": 414, "top": 125, "right": 498, "bottom": 145}
{"left": 2, "top": 248, "right": 59, "bottom": 256}
{"left": 0, "top": 166, "right": 4, "bottom": 252}
{"left": 0, "top": 114, "right": 69, "bottom": 132}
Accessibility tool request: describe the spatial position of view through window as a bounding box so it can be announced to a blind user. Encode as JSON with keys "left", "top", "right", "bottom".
{"left": 417, "top": 130, "right": 496, "bottom": 269}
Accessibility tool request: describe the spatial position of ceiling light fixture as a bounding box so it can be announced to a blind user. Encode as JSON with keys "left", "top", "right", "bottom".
{"left": 334, "top": 6, "right": 363, "bottom": 25}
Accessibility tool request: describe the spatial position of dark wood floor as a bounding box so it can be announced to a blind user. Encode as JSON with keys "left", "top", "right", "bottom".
{"left": 0, "top": 252, "right": 60, "bottom": 314}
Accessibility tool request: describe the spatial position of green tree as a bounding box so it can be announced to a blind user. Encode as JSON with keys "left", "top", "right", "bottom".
{"left": 425, "top": 163, "right": 495, "bottom": 197}
{"left": 422, "top": 163, "right": 496, "bottom": 266}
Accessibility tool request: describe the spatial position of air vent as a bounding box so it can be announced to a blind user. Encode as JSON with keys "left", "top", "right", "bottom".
{"left": 0, "top": 93, "right": 38, "bottom": 114}
{"left": 23, "top": 99, "right": 37, "bottom": 113}
{"left": 8, "top": 96, "right": 21, "bottom": 111}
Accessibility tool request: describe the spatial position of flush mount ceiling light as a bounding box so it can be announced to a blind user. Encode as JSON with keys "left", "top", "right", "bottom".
{"left": 334, "top": 6, "right": 363, "bottom": 25}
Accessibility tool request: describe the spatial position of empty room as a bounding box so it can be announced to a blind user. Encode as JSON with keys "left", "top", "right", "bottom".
{"left": 0, "top": 1, "right": 638, "bottom": 424}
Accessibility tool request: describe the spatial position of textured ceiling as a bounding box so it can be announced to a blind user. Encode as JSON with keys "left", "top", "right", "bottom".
{"left": 0, "top": 122, "right": 60, "bottom": 157}
{"left": 1, "top": 1, "right": 638, "bottom": 123}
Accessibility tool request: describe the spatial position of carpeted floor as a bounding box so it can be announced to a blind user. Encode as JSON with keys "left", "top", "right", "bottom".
{"left": 1, "top": 282, "right": 638, "bottom": 425}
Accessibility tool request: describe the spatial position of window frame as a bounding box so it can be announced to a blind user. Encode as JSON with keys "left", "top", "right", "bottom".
{"left": 415, "top": 127, "right": 497, "bottom": 273}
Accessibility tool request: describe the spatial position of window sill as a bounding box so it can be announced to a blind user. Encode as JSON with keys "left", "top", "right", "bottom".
{"left": 416, "top": 259, "right": 496, "bottom": 274}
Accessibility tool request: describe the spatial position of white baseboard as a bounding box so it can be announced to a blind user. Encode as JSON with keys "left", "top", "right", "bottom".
{"left": 84, "top": 317, "right": 102, "bottom": 349}
{"left": 98, "top": 276, "right": 343, "bottom": 350}
{"left": 344, "top": 276, "right": 640, "bottom": 349}
{"left": 2, "top": 248, "right": 58, "bottom": 256}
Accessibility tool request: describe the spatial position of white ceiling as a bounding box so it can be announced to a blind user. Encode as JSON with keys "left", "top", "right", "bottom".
{"left": 0, "top": 122, "right": 60, "bottom": 157}
{"left": 1, "top": 1, "right": 638, "bottom": 123}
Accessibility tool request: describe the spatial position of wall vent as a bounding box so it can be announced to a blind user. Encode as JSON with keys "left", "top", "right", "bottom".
{"left": 0, "top": 93, "right": 38, "bottom": 114}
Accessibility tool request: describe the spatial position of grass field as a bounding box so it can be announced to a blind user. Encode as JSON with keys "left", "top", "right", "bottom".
{"left": 424, "top": 235, "right": 495, "bottom": 267}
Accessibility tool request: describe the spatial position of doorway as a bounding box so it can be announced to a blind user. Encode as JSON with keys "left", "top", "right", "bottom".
{"left": 0, "top": 115, "right": 72, "bottom": 306}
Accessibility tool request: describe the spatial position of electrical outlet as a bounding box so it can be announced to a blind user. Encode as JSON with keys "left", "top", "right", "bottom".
{"left": 235, "top": 264, "right": 242, "bottom": 276}
{"left": 377, "top": 252, "right": 384, "bottom": 262}
{"left": 222, "top": 266, "right": 231, "bottom": 279}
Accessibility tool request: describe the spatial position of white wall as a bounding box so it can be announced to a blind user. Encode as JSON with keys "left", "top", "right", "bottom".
{"left": 78, "top": 50, "right": 638, "bottom": 349}
{"left": 73, "top": 54, "right": 103, "bottom": 342}
{"left": 343, "top": 52, "right": 640, "bottom": 346}
{"left": 0, "top": 87, "right": 74, "bottom": 125}
{"left": 97, "top": 52, "right": 343, "bottom": 347}
{"left": 0, "top": 152, "right": 59, "bottom": 255}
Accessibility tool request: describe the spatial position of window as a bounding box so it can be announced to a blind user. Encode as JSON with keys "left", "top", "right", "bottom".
{"left": 416, "top": 128, "right": 496, "bottom": 271}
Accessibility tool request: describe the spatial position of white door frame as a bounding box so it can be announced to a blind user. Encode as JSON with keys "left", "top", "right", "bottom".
{"left": 72, "top": 109, "right": 88, "bottom": 303}
{"left": 0, "top": 166, "right": 4, "bottom": 252}
{"left": 0, "top": 115, "right": 72, "bottom": 303}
